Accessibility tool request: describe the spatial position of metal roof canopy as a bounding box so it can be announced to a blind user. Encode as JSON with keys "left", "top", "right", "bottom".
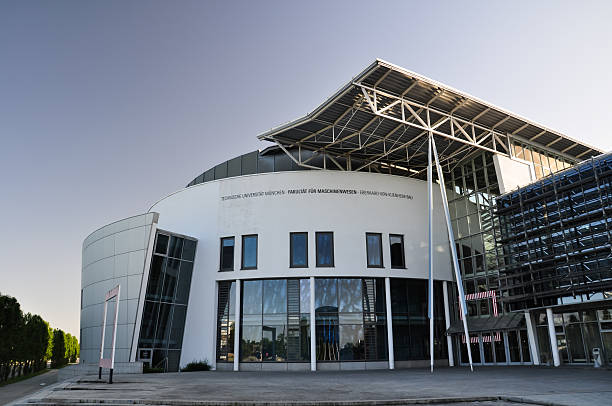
{"left": 258, "top": 59, "right": 603, "bottom": 177}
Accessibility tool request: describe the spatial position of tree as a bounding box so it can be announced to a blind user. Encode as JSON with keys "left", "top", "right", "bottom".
{"left": 22, "top": 314, "right": 51, "bottom": 371}
{"left": 51, "top": 329, "right": 67, "bottom": 368}
{"left": 0, "top": 294, "right": 24, "bottom": 381}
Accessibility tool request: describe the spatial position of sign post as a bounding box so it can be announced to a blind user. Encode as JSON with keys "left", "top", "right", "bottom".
{"left": 99, "top": 285, "right": 120, "bottom": 384}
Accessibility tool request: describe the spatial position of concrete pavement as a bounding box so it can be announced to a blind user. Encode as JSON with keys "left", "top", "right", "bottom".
{"left": 0, "top": 369, "right": 57, "bottom": 405}
{"left": 13, "top": 366, "right": 612, "bottom": 406}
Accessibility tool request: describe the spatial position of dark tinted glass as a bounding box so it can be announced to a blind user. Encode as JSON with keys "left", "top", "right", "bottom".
{"left": 242, "top": 235, "right": 257, "bottom": 269}
{"left": 263, "top": 279, "right": 287, "bottom": 314}
{"left": 389, "top": 234, "right": 405, "bottom": 268}
{"left": 155, "top": 234, "right": 169, "bottom": 255}
{"left": 161, "top": 259, "right": 179, "bottom": 302}
{"left": 339, "top": 324, "right": 365, "bottom": 360}
{"left": 155, "top": 303, "right": 173, "bottom": 346}
{"left": 220, "top": 237, "right": 234, "bottom": 271}
{"left": 175, "top": 261, "right": 193, "bottom": 305}
{"left": 366, "top": 233, "right": 383, "bottom": 267}
{"left": 146, "top": 255, "right": 165, "bottom": 300}
{"left": 227, "top": 156, "right": 242, "bottom": 177}
{"left": 316, "top": 232, "right": 334, "bottom": 267}
{"left": 182, "top": 239, "right": 197, "bottom": 261}
{"left": 169, "top": 305, "right": 187, "bottom": 349}
{"left": 139, "top": 301, "right": 159, "bottom": 347}
{"left": 168, "top": 236, "right": 183, "bottom": 258}
{"left": 290, "top": 232, "right": 308, "bottom": 267}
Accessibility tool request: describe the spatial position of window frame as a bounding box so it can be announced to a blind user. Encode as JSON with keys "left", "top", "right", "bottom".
{"left": 389, "top": 233, "right": 406, "bottom": 269}
{"left": 241, "top": 234, "right": 258, "bottom": 270}
{"left": 315, "top": 231, "right": 335, "bottom": 268}
{"left": 289, "top": 232, "right": 308, "bottom": 268}
{"left": 219, "top": 236, "right": 235, "bottom": 272}
{"left": 365, "top": 232, "right": 384, "bottom": 268}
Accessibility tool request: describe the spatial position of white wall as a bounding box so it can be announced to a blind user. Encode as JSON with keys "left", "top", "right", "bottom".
{"left": 80, "top": 213, "right": 157, "bottom": 365}
{"left": 148, "top": 170, "right": 455, "bottom": 368}
{"left": 493, "top": 153, "right": 535, "bottom": 194}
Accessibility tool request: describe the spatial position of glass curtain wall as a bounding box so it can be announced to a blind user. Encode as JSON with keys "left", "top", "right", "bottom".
{"left": 390, "top": 279, "right": 447, "bottom": 360}
{"left": 447, "top": 151, "right": 501, "bottom": 318}
{"left": 315, "top": 278, "right": 387, "bottom": 362}
{"left": 138, "top": 232, "right": 196, "bottom": 372}
{"left": 216, "top": 281, "right": 236, "bottom": 363}
{"left": 511, "top": 141, "right": 575, "bottom": 180}
{"left": 239, "top": 279, "right": 311, "bottom": 363}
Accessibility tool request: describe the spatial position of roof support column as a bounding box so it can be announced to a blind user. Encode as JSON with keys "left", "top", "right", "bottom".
{"left": 431, "top": 135, "right": 473, "bottom": 371}
{"left": 385, "top": 277, "right": 395, "bottom": 370}
{"left": 233, "top": 279, "right": 241, "bottom": 372}
{"left": 443, "top": 281, "right": 454, "bottom": 366}
{"left": 524, "top": 310, "right": 540, "bottom": 365}
{"left": 310, "top": 276, "right": 316, "bottom": 371}
{"left": 546, "top": 308, "right": 560, "bottom": 366}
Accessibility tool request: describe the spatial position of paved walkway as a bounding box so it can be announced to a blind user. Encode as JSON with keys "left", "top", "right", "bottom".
{"left": 0, "top": 369, "right": 57, "bottom": 405}
{"left": 13, "top": 366, "right": 612, "bottom": 406}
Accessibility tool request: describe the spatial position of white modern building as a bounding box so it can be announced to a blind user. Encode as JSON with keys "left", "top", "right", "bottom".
{"left": 80, "top": 60, "right": 604, "bottom": 372}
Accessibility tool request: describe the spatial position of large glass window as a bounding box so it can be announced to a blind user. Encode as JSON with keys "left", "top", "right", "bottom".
{"left": 315, "top": 278, "right": 387, "bottom": 362}
{"left": 138, "top": 231, "right": 196, "bottom": 372}
{"left": 316, "top": 232, "right": 334, "bottom": 267}
{"left": 220, "top": 237, "right": 235, "bottom": 271}
{"left": 241, "top": 235, "right": 258, "bottom": 269}
{"left": 290, "top": 232, "right": 308, "bottom": 268}
{"left": 366, "top": 233, "right": 383, "bottom": 268}
{"left": 238, "top": 279, "right": 309, "bottom": 363}
{"left": 389, "top": 234, "right": 405, "bottom": 269}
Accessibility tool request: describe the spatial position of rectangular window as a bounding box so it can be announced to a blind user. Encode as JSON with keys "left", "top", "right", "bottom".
{"left": 220, "top": 237, "right": 235, "bottom": 271}
{"left": 366, "top": 233, "right": 383, "bottom": 268}
{"left": 389, "top": 234, "right": 405, "bottom": 268}
{"left": 290, "top": 232, "right": 308, "bottom": 268}
{"left": 241, "top": 235, "right": 258, "bottom": 269}
{"left": 315, "top": 232, "right": 334, "bottom": 267}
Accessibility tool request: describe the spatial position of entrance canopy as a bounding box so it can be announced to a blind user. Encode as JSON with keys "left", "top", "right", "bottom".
{"left": 259, "top": 59, "right": 602, "bottom": 179}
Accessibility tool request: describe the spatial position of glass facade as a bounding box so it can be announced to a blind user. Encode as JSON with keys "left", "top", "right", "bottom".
{"left": 511, "top": 141, "right": 575, "bottom": 180}
{"left": 495, "top": 152, "right": 612, "bottom": 309}
{"left": 391, "top": 279, "right": 447, "bottom": 360}
{"left": 235, "top": 279, "right": 311, "bottom": 363}
{"left": 138, "top": 231, "right": 196, "bottom": 372}
{"left": 448, "top": 151, "right": 501, "bottom": 318}
{"left": 215, "top": 277, "right": 457, "bottom": 364}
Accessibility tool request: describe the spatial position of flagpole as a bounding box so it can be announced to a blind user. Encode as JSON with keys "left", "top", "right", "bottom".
{"left": 431, "top": 136, "right": 474, "bottom": 372}
{"left": 428, "top": 134, "right": 434, "bottom": 373}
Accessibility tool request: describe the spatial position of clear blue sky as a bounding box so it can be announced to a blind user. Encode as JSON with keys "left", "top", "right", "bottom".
{"left": 1, "top": 1, "right": 611, "bottom": 337}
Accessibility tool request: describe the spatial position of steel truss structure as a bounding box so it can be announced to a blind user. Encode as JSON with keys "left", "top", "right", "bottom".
{"left": 259, "top": 59, "right": 601, "bottom": 177}
{"left": 495, "top": 153, "right": 612, "bottom": 311}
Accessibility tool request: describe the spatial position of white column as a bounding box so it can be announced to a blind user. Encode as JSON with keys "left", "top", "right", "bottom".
{"left": 524, "top": 310, "right": 540, "bottom": 365}
{"left": 310, "top": 276, "right": 316, "bottom": 371}
{"left": 233, "top": 279, "right": 241, "bottom": 372}
{"left": 546, "top": 308, "right": 560, "bottom": 367}
{"left": 443, "top": 281, "right": 454, "bottom": 366}
{"left": 385, "top": 277, "right": 395, "bottom": 370}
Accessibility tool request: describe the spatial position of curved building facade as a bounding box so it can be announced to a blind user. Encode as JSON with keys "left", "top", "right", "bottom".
{"left": 80, "top": 59, "right": 607, "bottom": 372}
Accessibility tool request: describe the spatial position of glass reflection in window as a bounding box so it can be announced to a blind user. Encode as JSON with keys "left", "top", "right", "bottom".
{"left": 316, "top": 232, "right": 334, "bottom": 267}
{"left": 220, "top": 237, "right": 235, "bottom": 271}
{"left": 290, "top": 232, "right": 308, "bottom": 267}
{"left": 389, "top": 234, "right": 405, "bottom": 268}
{"left": 241, "top": 235, "right": 257, "bottom": 269}
{"left": 366, "top": 233, "right": 383, "bottom": 267}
